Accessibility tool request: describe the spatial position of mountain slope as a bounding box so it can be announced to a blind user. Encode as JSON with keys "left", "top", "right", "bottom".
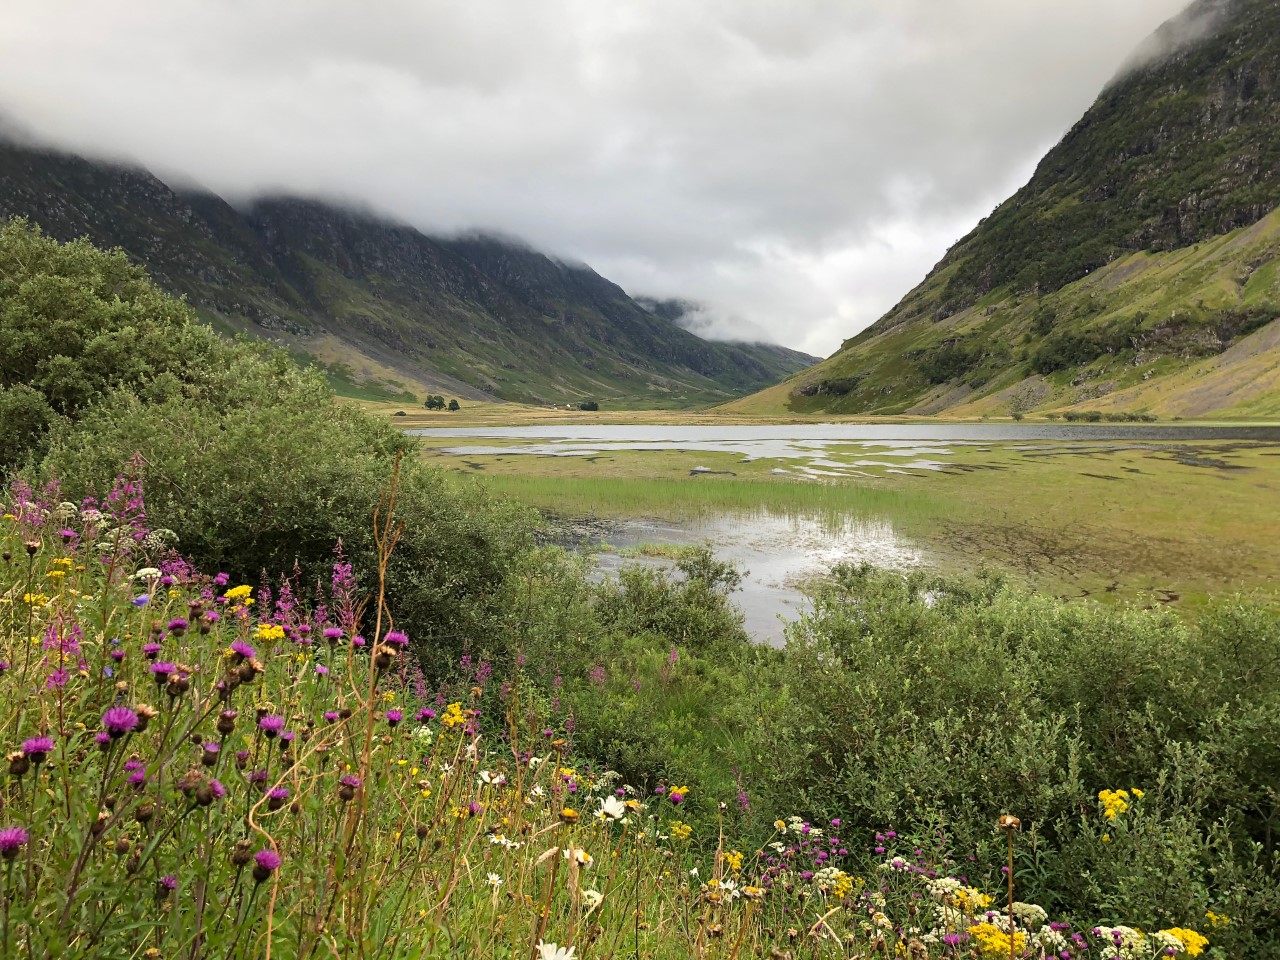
{"left": 731, "top": 0, "right": 1280, "bottom": 418}
{"left": 0, "top": 140, "right": 817, "bottom": 407}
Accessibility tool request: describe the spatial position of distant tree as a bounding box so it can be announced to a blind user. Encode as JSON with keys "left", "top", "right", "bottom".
{"left": 580, "top": 400, "right": 599, "bottom": 412}
{"left": 447, "top": 398, "right": 460, "bottom": 411}
{"left": 424, "top": 395, "right": 445, "bottom": 410}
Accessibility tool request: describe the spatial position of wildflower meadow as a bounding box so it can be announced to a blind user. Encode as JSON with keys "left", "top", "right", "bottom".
{"left": 0, "top": 469, "right": 1254, "bottom": 959}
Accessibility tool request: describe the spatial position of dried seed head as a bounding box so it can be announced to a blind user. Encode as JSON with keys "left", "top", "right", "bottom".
{"left": 7, "top": 751, "right": 30, "bottom": 778}
{"left": 216, "top": 709, "right": 238, "bottom": 736}
{"left": 230, "top": 839, "right": 253, "bottom": 867}
{"left": 997, "top": 815, "right": 1021, "bottom": 831}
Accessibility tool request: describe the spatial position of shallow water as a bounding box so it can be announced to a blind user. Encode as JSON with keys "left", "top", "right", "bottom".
{"left": 410, "top": 423, "right": 1280, "bottom": 479}
{"left": 588, "top": 513, "right": 922, "bottom": 647}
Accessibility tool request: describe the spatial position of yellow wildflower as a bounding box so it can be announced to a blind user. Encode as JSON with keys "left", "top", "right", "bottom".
{"left": 969, "top": 923, "right": 1027, "bottom": 959}
{"left": 441, "top": 702, "right": 466, "bottom": 729}
{"left": 1160, "top": 928, "right": 1208, "bottom": 956}
{"left": 1205, "top": 911, "right": 1229, "bottom": 928}
{"left": 1099, "top": 789, "right": 1131, "bottom": 821}
{"left": 724, "top": 849, "right": 744, "bottom": 873}
{"left": 254, "top": 623, "right": 285, "bottom": 643}
{"left": 669, "top": 821, "right": 692, "bottom": 842}
{"left": 224, "top": 585, "right": 253, "bottom": 600}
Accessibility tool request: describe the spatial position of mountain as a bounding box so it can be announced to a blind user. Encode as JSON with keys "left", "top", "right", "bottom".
{"left": 0, "top": 139, "right": 817, "bottom": 408}
{"left": 729, "top": 0, "right": 1280, "bottom": 419}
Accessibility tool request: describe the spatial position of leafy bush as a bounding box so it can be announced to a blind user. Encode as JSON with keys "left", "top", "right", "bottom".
{"left": 2, "top": 219, "right": 535, "bottom": 667}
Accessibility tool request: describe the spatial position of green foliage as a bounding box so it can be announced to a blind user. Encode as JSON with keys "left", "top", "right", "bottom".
{"left": 447, "top": 398, "right": 460, "bottom": 411}
{"left": 1, "top": 219, "right": 535, "bottom": 665}
{"left": 579, "top": 400, "right": 599, "bottom": 411}
{"left": 424, "top": 394, "right": 446, "bottom": 410}
{"left": 763, "top": 564, "right": 1280, "bottom": 946}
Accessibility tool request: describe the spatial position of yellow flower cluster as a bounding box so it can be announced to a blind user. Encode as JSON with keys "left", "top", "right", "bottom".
{"left": 254, "top": 623, "right": 285, "bottom": 642}
{"left": 669, "top": 821, "right": 692, "bottom": 841}
{"left": 1160, "top": 928, "right": 1208, "bottom": 956}
{"left": 968, "top": 923, "right": 1027, "bottom": 958}
{"left": 724, "top": 850, "right": 743, "bottom": 873}
{"left": 224, "top": 585, "right": 253, "bottom": 600}
{"left": 1099, "top": 788, "right": 1136, "bottom": 821}
{"left": 830, "top": 871, "right": 853, "bottom": 900}
{"left": 1205, "top": 911, "right": 1230, "bottom": 928}
{"left": 953, "top": 887, "right": 993, "bottom": 912}
{"left": 441, "top": 702, "right": 466, "bottom": 729}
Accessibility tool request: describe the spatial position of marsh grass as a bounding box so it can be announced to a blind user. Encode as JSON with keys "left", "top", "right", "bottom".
{"left": 479, "top": 474, "right": 950, "bottom": 529}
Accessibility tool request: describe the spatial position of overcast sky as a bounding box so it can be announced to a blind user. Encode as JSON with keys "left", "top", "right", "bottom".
{"left": 0, "top": 0, "right": 1191, "bottom": 356}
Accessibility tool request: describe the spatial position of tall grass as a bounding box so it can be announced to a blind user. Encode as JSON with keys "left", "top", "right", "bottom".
{"left": 0, "top": 474, "right": 1218, "bottom": 959}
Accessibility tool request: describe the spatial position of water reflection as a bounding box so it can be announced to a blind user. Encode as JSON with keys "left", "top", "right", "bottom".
{"left": 590, "top": 511, "right": 922, "bottom": 647}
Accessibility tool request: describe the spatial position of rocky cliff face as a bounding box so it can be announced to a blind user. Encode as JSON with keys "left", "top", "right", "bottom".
{"left": 0, "top": 141, "right": 817, "bottom": 406}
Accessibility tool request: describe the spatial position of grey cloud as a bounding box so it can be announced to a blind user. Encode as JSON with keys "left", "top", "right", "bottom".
{"left": 0, "top": 0, "right": 1190, "bottom": 356}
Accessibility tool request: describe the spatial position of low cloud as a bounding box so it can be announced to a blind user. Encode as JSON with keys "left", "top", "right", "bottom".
{"left": 0, "top": 0, "right": 1190, "bottom": 356}
{"left": 1117, "top": 0, "right": 1229, "bottom": 76}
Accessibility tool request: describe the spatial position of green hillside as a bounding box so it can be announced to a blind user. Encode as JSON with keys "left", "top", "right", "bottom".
{"left": 730, "top": 0, "right": 1280, "bottom": 419}
{"left": 0, "top": 142, "right": 816, "bottom": 408}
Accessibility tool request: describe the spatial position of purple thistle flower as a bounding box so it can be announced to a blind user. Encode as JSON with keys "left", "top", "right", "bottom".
{"left": 383, "top": 630, "right": 408, "bottom": 648}
{"left": 204, "top": 611, "right": 221, "bottom": 624}
{"left": 142, "top": 643, "right": 162, "bottom": 660}
{"left": 252, "top": 848, "right": 282, "bottom": 881}
{"left": 109, "top": 648, "right": 126, "bottom": 662}
{"left": 323, "top": 711, "right": 340, "bottom": 723}
{"left": 0, "top": 661, "right": 9, "bottom": 675}
{"left": 209, "top": 779, "right": 226, "bottom": 799}
{"left": 0, "top": 827, "right": 30, "bottom": 858}
{"left": 322, "top": 627, "right": 343, "bottom": 642}
{"left": 230, "top": 641, "right": 256, "bottom": 661}
{"left": 351, "top": 635, "right": 366, "bottom": 647}
{"left": 94, "top": 731, "right": 112, "bottom": 747}
{"left": 22, "top": 737, "right": 54, "bottom": 761}
{"left": 339, "top": 775, "right": 361, "bottom": 788}
{"left": 417, "top": 708, "right": 436, "bottom": 722}
{"left": 150, "top": 662, "right": 177, "bottom": 683}
{"left": 385, "top": 709, "right": 403, "bottom": 727}
{"left": 267, "top": 787, "right": 290, "bottom": 800}
{"left": 158, "top": 874, "right": 177, "bottom": 892}
{"left": 167, "top": 618, "right": 189, "bottom": 634}
{"left": 258, "top": 715, "right": 285, "bottom": 737}
{"left": 314, "top": 664, "right": 329, "bottom": 677}
{"left": 102, "top": 706, "right": 139, "bottom": 738}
